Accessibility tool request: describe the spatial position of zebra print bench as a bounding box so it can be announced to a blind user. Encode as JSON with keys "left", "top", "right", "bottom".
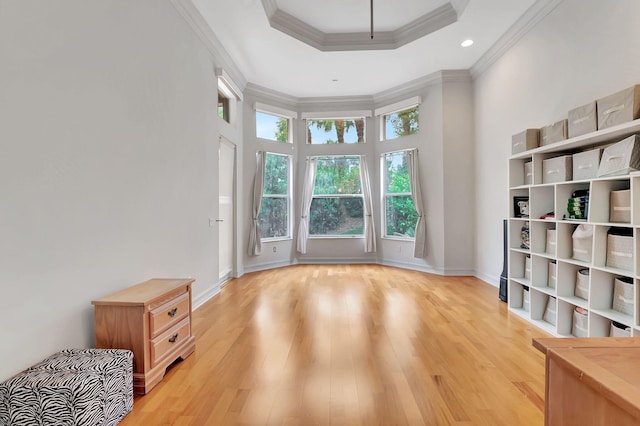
{"left": 0, "top": 348, "right": 133, "bottom": 426}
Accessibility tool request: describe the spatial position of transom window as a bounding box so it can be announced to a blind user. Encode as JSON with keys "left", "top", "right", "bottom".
{"left": 382, "top": 106, "right": 419, "bottom": 140}
{"left": 382, "top": 151, "right": 418, "bottom": 239}
{"left": 306, "top": 118, "right": 365, "bottom": 144}
{"left": 310, "top": 156, "right": 363, "bottom": 236}
{"left": 218, "top": 91, "right": 230, "bottom": 123}
{"left": 256, "top": 111, "right": 291, "bottom": 143}
{"left": 259, "top": 153, "right": 291, "bottom": 239}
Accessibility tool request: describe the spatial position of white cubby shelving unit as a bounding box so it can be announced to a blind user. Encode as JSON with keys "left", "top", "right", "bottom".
{"left": 507, "top": 118, "right": 640, "bottom": 337}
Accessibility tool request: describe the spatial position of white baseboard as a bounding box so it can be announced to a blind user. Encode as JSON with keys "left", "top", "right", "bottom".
{"left": 297, "top": 257, "right": 376, "bottom": 265}
{"left": 377, "top": 259, "right": 444, "bottom": 275}
{"left": 192, "top": 284, "right": 221, "bottom": 311}
{"left": 243, "top": 260, "right": 294, "bottom": 274}
{"left": 474, "top": 270, "right": 500, "bottom": 287}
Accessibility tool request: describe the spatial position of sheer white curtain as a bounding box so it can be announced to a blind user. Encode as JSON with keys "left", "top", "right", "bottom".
{"left": 248, "top": 151, "right": 265, "bottom": 256}
{"left": 408, "top": 149, "right": 427, "bottom": 258}
{"left": 297, "top": 157, "right": 317, "bottom": 254}
{"left": 359, "top": 155, "right": 376, "bottom": 252}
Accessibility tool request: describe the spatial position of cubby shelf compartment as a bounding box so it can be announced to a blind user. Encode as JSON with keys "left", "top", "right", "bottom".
{"left": 507, "top": 118, "right": 640, "bottom": 337}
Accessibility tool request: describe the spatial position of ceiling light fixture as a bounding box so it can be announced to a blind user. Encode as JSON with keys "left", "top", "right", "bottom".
{"left": 461, "top": 39, "right": 474, "bottom": 47}
{"left": 370, "top": 0, "right": 374, "bottom": 39}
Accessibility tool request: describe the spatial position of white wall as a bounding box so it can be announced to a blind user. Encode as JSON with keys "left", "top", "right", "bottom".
{"left": 473, "top": 0, "right": 640, "bottom": 285}
{"left": 0, "top": 0, "right": 224, "bottom": 381}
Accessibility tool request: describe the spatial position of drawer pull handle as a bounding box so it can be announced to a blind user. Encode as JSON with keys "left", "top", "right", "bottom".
{"left": 168, "top": 333, "right": 179, "bottom": 343}
{"left": 168, "top": 308, "right": 178, "bottom": 317}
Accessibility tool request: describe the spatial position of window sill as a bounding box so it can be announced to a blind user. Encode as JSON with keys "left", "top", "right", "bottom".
{"left": 261, "top": 237, "right": 293, "bottom": 243}
{"left": 309, "top": 235, "right": 364, "bottom": 239}
{"left": 381, "top": 236, "right": 415, "bottom": 242}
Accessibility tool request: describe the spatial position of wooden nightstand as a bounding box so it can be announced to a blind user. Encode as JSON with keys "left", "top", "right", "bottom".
{"left": 92, "top": 278, "right": 196, "bottom": 395}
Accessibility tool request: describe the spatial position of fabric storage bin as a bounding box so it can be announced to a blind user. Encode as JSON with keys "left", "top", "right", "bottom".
{"left": 512, "top": 129, "right": 539, "bottom": 154}
{"left": 610, "top": 320, "right": 632, "bottom": 337}
{"left": 540, "top": 119, "right": 568, "bottom": 146}
{"left": 543, "top": 155, "right": 572, "bottom": 183}
{"left": 574, "top": 269, "right": 589, "bottom": 300}
{"left": 572, "top": 307, "right": 588, "bottom": 337}
{"left": 606, "top": 228, "right": 634, "bottom": 271}
{"left": 568, "top": 101, "right": 598, "bottom": 138}
{"left": 572, "top": 149, "right": 601, "bottom": 180}
{"left": 572, "top": 224, "right": 593, "bottom": 262}
{"left": 523, "top": 287, "right": 530, "bottom": 312}
{"left": 546, "top": 229, "right": 556, "bottom": 255}
{"left": 610, "top": 189, "right": 631, "bottom": 223}
{"left": 524, "top": 161, "right": 533, "bottom": 185}
{"left": 548, "top": 261, "right": 557, "bottom": 288}
{"left": 612, "top": 277, "right": 634, "bottom": 316}
{"left": 524, "top": 255, "right": 532, "bottom": 280}
{"left": 597, "top": 85, "right": 640, "bottom": 129}
{"left": 543, "top": 296, "right": 557, "bottom": 326}
{"left": 597, "top": 134, "right": 640, "bottom": 177}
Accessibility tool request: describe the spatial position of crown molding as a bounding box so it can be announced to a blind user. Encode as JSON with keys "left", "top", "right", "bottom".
{"left": 244, "top": 83, "right": 299, "bottom": 106}
{"left": 168, "top": 0, "right": 247, "bottom": 91}
{"left": 470, "top": 0, "right": 564, "bottom": 79}
{"left": 262, "top": 0, "right": 460, "bottom": 52}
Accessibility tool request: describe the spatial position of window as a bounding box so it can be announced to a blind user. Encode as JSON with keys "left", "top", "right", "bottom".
{"left": 310, "top": 156, "right": 363, "bottom": 236}
{"left": 382, "top": 105, "right": 419, "bottom": 140}
{"left": 382, "top": 151, "right": 418, "bottom": 238}
{"left": 218, "top": 91, "right": 229, "bottom": 122}
{"left": 258, "top": 153, "right": 291, "bottom": 239}
{"left": 256, "top": 111, "right": 290, "bottom": 143}
{"left": 306, "top": 118, "right": 365, "bottom": 144}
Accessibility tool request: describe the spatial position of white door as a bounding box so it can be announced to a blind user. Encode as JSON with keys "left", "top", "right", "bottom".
{"left": 218, "top": 137, "right": 235, "bottom": 283}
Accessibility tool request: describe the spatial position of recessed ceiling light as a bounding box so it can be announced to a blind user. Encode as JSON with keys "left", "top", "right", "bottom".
{"left": 332, "top": 79, "right": 339, "bottom": 82}
{"left": 461, "top": 39, "right": 474, "bottom": 47}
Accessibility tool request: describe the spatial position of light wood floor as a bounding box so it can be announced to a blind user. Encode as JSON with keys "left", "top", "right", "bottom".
{"left": 120, "top": 264, "right": 550, "bottom": 425}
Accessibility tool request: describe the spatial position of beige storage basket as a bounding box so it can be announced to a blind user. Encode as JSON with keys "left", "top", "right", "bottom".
{"left": 597, "top": 85, "right": 640, "bottom": 130}
{"left": 546, "top": 229, "right": 556, "bottom": 255}
{"left": 597, "top": 134, "right": 640, "bottom": 177}
{"left": 610, "top": 321, "right": 632, "bottom": 337}
{"left": 524, "top": 255, "right": 532, "bottom": 280}
{"left": 523, "top": 287, "right": 530, "bottom": 312}
{"left": 512, "top": 129, "right": 539, "bottom": 155}
{"left": 612, "top": 277, "right": 634, "bottom": 316}
{"left": 548, "top": 261, "right": 557, "bottom": 289}
{"left": 610, "top": 189, "right": 631, "bottom": 223}
{"left": 540, "top": 119, "right": 568, "bottom": 146}
{"left": 568, "top": 101, "right": 598, "bottom": 138}
{"left": 524, "top": 161, "right": 533, "bottom": 185}
{"left": 543, "top": 155, "right": 572, "bottom": 184}
{"left": 572, "top": 224, "right": 593, "bottom": 262}
{"left": 572, "top": 307, "right": 588, "bottom": 337}
{"left": 543, "top": 296, "right": 557, "bottom": 326}
{"left": 606, "top": 234, "right": 634, "bottom": 271}
{"left": 572, "top": 149, "right": 601, "bottom": 180}
{"left": 574, "top": 269, "right": 589, "bottom": 300}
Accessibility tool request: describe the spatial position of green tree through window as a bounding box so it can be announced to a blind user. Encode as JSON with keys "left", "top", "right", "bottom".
{"left": 258, "top": 153, "right": 290, "bottom": 239}
{"left": 310, "top": 156, "right": 364, "bottom": 235}
{"left": 383, "top": 151, "right": 418, "bottom": 237}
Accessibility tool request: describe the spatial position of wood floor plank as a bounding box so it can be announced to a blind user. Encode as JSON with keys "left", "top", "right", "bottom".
{"left": 119, "top": 264, "right": 548, "bottom": 425}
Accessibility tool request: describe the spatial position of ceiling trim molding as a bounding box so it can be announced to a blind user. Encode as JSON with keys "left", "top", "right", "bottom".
{"left": 470, "top": 0, "right": 564, "bottom": 79}
{"left": 168, "top": 0, "right": 247, "bottom": 91}
{"left": 262, "top": 0, "right": 461, "bottom": 52}
{"left": 244, "top": 83, "right": 299, "bottom": 106}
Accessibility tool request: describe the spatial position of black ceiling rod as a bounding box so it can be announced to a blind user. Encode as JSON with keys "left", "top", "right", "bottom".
{"left": 370, "top": 0, "right": 374, "bottom": 39}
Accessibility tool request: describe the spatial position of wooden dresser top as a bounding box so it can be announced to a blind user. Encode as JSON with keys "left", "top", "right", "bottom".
{"left": 92, "top": 278, "right": 194, "bottom": 306}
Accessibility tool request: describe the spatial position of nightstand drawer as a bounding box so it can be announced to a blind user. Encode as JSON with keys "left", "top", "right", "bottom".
{"left": 150, "top": 292, "right": 189, "bottom": 337}
{"left": 151, "top": 317, "right": 190, "bottom": 367}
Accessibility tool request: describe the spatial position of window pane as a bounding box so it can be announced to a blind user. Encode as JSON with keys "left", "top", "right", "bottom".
{"left": 314, "top": 157, "right": 361, "bottom": 195}
{"left": 384, "top": 106, "right": 419, "bottom": 140}
{"left": 218, "top": 91, "right": 229, "bottom": 122}
{"left": 264, "top": 154, "right": 288, "bottom": 195}
{"left": 306, "top": 118, "right": 365, "bottom": 144}
{"left": 385, "top": 152, "right": 411, "bottom": 194}
{"left": 256, "top": 111, "right": 289, "bottom": 142}
{"left": 259, "top": 197, "right": 289, "bottom": 239}
{"left": 385, "top": 195, "right": 418, "bottom": 238}
{"left": 310, "top": 197, "right": 363, "bottom": 235}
